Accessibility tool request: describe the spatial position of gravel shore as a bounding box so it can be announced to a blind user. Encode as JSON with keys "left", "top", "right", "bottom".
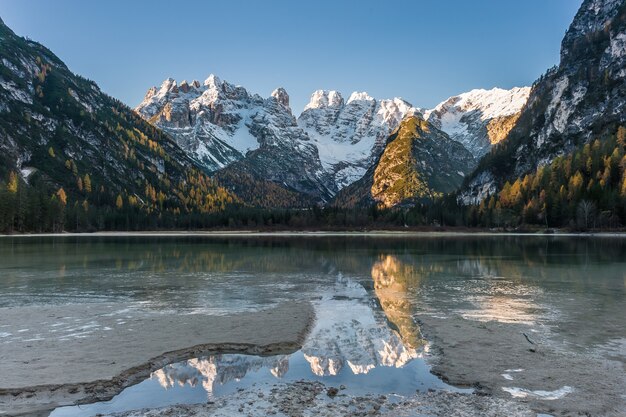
{"left": 109, "top": 380, "right": 535, "bottom": 417}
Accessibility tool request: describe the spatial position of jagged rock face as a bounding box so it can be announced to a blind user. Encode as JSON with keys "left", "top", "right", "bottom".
{"left": 271, "top": 87, "right": 290, "bottom": 109}
{"left": 298, "top": 90, "right": 420, "bottom": 189}
{"left": 136, "top": 75, "right": 280, "bottom": 171}
{"left": 216, "top": 93, "right": 337, "bottom": 203}
{"left": 333, "top": 116, "right": 476, "bottom": 208}
{"left": 136, "top": 76, "right": 336, "bottom": 203}
{"left": 424, "top": 87, "right": 531, "bottom": 158}
{"left": 461, "top": 0, "right": 626, "bottom": 204}
{"left": 561, "top": 0, "right": 625, "bottom": 62}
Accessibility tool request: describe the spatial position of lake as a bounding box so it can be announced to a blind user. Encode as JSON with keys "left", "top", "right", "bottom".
{"left": 0, "top": 235, "right": 624, "bottom": 416}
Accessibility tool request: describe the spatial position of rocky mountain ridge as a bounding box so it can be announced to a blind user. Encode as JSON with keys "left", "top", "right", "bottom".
{"left": 136, "top": 75, "right": 335, "bottom": 203}
{"left": 424, "top": 87, "right": 531, "bottom": 158}
{"left": 137, "top": 77, "right": 527, "bottom": 206}
{"left": 461, "top": 0, "right": 626, "bottom": 204}
{"left": 298, "top": 90, "right": 420, "bottom": 189}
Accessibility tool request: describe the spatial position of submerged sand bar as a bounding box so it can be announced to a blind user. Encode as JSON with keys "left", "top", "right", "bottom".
{"left": 0, "top": 301, "right": 314, "bottom": 415}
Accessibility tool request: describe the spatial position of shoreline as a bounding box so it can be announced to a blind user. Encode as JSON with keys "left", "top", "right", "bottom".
{"left": 2, "top": 230, "right": 626, "bottom": 238}
{"left": 106, "top": 382, "right": 536, "bottom": 417}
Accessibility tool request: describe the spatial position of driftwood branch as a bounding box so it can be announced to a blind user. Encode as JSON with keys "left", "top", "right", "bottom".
{"left": 523, "top": 332, "right": 537, "bottom": 352}
{"left": 522, "top": 332, "right": 536, "bottom": 344}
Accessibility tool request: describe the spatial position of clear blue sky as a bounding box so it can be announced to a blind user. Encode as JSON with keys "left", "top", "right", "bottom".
{"left": 1, "top": 0, "right": 582, "bottom": 112}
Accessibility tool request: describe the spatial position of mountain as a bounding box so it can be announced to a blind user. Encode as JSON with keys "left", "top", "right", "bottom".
{"left": 135, "top": 76, "right": 247, "bottom": 172}
{"left": 424, "top": 87, "right": 531, "bottom": 158}
{"left": 298, "top": 90, "right": 420, "bottom": 189}
{"left": 136, "top": 76, "right": 336, "bottom": 205}
{"left": 136, "top": 79, "right": 420, "bottom": 204}
{"left": 136, "top": 75, "right": 533, "bottom": 208}
{"left": 333, "top": 116, "right": 476, "bottom": 208}
{"left": 461, "top": 0, "right": 626, "bottom": 204}
{"left": 0, "top": 18, "right": 234, "bottom": 232}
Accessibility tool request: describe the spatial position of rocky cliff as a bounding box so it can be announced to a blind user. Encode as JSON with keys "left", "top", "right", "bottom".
{"left": 461, "top": 0, "right": 626, "bottom": 204}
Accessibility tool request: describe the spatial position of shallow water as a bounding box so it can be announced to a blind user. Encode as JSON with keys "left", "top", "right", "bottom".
{"left": 1, "top": 235, "right": 625, "bottom": 415}
{"left": 50, "top": 351, "right": 459, "bottom": 417}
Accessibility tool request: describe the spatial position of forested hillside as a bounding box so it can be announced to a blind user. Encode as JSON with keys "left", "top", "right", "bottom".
{"left": 465, "top": 126, "right": 626, "bottom": 228}
{"left": 0, "top": 17, "right": 236, "bottom": 232}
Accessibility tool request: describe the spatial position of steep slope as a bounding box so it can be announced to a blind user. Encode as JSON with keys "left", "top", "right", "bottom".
{"left": 136, "top": 77, "right": 335, "bottom": 204}
{"left": 461, "top": 0, "right": 626, "bottom": 204}
{"left": 475, "top": 129, "right": 626, "bottom": 228}
{"left": 0, "top": 18, "right": 234, "bottom": 231}
{"left": 333, "top": 116, "right": 476, "bottom": 208}
{"left": 298, "top": 90, "right": 420, "bottom": 188}
{"left": 424, "top": 87, "right": 531, "bottom": 158}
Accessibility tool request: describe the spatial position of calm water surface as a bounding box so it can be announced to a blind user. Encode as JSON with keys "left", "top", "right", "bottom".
{"left": 0, "top": 235, "right": 624, "bottom": 415}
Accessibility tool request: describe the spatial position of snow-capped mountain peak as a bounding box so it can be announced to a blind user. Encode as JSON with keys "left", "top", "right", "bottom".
{"left": 178, "top": 80, "right": 192, "bottom": 93}
{"left": 378, "top": 97, "right": 421, "bottom": 125}
{"left": 424, "top": 86, "right": 531, "bottom": 158}
{"left": 136, "top": 75, "right": 272, "bottom": 171}
{"left": 271, "top": 87, "right": 290, "bottom": 108}
{"left": 136, "top": 74, "right": 336, "bottom": 202}
{"left": 304, "top": 90, "right": 345, "bottom": 110}
{"left": 203, "top": 73, "right": 222, "bottom": 88}
{"left": 427, "top": 87, "right": 530, "bottom": 120}
{"left": 298, "top": 91, "right": 421, "bottom": 188}
{"left": 160, "top": 77, "right": 177, "bottom": 92}
{"left": 347, "top": 91, "right": 375, "bottom": 103}
{"left": 136, "top": 73, "right": 533, "bottom": 203}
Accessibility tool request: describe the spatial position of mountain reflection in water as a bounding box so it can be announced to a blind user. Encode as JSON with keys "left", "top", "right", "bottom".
{"left": 371, "top": 255, "right": 423, "bottom": 349}
{"left": 151, "top": 273, "right": 424, "bottom": 393}
{"left": 152, "top": 355, "right": 290, "bottom": 393}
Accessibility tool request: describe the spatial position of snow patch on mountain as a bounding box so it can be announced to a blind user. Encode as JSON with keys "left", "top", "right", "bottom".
{"left": 0, "top": 79, "right": 33, "bottom": 104}
{"left": 298, "top": 91, "right": 420, "bottom": 188}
